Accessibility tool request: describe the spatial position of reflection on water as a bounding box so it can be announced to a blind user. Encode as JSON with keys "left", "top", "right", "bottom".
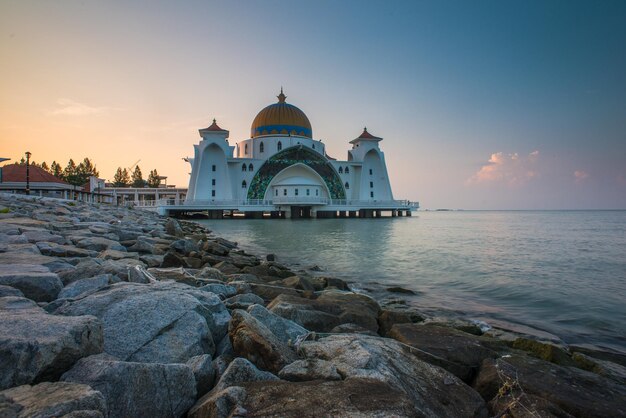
{"left": 196, "top": 211, "right": 626, "bottom": 352}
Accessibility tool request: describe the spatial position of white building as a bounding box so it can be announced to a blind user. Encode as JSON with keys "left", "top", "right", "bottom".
{"left": 178, "top": 90, "right": 416, "bottom": 218}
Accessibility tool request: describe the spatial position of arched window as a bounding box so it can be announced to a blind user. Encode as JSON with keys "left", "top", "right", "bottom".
{"left": 345, "top": 167, "right": 350, "bottom": 174}
{"left": 242, "top": 163, "right": 247, "bottom": 172}
{"left": 244, "top": 144, "right": 248, "bottom": 154}
{"left": 242, "top": 180, "right": 247, "bottom": 188}
{"left": 277, "top": 141, "right": 282, "bottom": 151}
{"left": 275, "top": 189, "right": 278, "bottom": 196}
{"left": 312, "top": 144, "right": 315, "bottom": 149}
{"left": 248, "top": 163, "right": 253, "bottom": 171}
{"left": 315, "top": 189, "right": 319, "bottom": 196}
{"left": 338, "top": 167, "right": 343, "bottom": 174}
{"left": 345, "top": 182, "right": 350, "bottom": 189}
{"left": 260, "top": 142, "right": 264, "bottom": 153}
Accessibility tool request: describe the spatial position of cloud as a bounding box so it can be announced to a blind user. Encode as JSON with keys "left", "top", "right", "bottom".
{"left": 574, "top": 170, "right": 589, "bottom": 184}
{"left": 48, "top": 98, "right": 108, "bottom": 116}
{"left": 467, "top": 150, "right": 540, "bottom": 187}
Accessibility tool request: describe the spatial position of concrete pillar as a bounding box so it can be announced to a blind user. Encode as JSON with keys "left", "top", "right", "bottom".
{"left": 375, "top": 210, "right": 381, "bottom": 218}
{"left": 406, "top": 210, "right": 412, "bottom": 217}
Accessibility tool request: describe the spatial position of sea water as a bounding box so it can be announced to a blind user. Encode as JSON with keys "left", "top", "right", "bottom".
{"left": 196, "top": 211, "right": 626, "bottom": 352}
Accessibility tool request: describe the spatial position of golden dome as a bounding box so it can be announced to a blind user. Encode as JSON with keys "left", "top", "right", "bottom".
{"left": 251, "top": 89, "right": 312, "bottom": 138}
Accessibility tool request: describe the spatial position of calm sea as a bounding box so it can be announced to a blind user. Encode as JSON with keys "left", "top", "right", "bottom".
{"left": 196, "top": 211, "right": 626, "bottom": 352}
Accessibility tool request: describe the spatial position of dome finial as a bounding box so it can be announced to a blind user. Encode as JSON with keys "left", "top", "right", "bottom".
{"left": 277, "top": 87, "right": 286, "bottom": 103}
{"left": 213, "top": 118, "right": 216, "bottom": 124}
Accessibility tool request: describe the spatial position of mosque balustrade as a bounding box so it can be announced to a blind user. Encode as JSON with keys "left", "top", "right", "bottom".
{"left": 152, "top": 198, "right": 418, "bottom": 209}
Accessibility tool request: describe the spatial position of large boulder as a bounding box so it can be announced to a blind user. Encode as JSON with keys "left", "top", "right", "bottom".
{"left": 189, "top": 378, "right": 420, "bottom": 418}
{"left": 247, "top": 304, "right": 308, "bottom": 345}
{"left": 0, "top": 382, "right": 107, "bottom": 418}
{"left": 228, "top": 309, "right": 298, "bottom": 374}
{"left": 0, "top": 284, "right": 23, "bottom": 298}
{"left": 474, "top": 354, "right": 626, "bottom": 418}
{"left": 57, "top": 274, "right": 116, "bottom": 300}
{"left": 211, "top": 357, "right": 279, "bottom": 393}
{"left": 388, "top": 323, "right": 499, "bottom": 381}
{"left": 0, "top": 298, "right": 103, "bottom": 389}
{"left": 62, "top": 355, "right": 196, "bottom": 418}
{"left": 296, "top": 334, "right": 488, "bottom": 417}
{"left": 0, "top": 264, "right": 63, "bottom": 302}
{"left": 74, "top": 237, "right": 126, "bottom": 252}
{"left": 53, "top": 281, "right": 230, "bottom": 363}
{"left": 267, "top": 290, "right": 381, "bottom": 333}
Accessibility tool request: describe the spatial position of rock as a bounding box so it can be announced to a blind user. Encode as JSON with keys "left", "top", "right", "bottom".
{"left": 160, "top": 250, "right": 190, "bottom": 268}
{"left": 0, "top": 252, "right": 71, "bottom": 272}
{"left": 329, "top": 323, "right": 378, "bottom": 335}
{"left": 0, "top": 299, "right": 103, "bottom": 389}
{"left": 247, "top": 304, "right": 308, "bottom": 345}
{"left": 488, "top": 391, "right": 576, "bottom": 418}
{"left": 36, "top": 242, "right": 97, "bottom": 258}
{"left": 386, "top": 286, "right": 416, "bottom": 294}
{"left": 271, "top": 275, "right": 315, "bottom": 291}
{"left": 267, "top": 290, "right": 381, "bottom": 333}
{"left": 509, "top": 337, "right": 575, "bottom": 366}
{"left": 473, "top": 354, "right": 626, "bottom": 418}
{"left": 138, "top": 254, "right": 164, "bottom": 267}
{"left": 298, "top": 334, "right": 488, "bottom": 417}
{"left": 265, "top": 254, "right": 275, "bottom": 261}
{"left": 199, "top": 283, "right": 237, "bottom": 299}
{"left": 0, "top": 382, "right": 107, "bottom": 418}
{"left": 165, "top": 218, "right": 184, "bottom": 237}
{"left": 187, "top": 354, "right": 216, "bottom": 397}
{"left": 98, "top": 249, "right": 138, "bottom": 260}
{"left": 278, "top": 358, "right": 342, "bottom": 381}
{"left": 126, "top": 236, "right": 159, "bottom": 254}
{"left": 202, "top": 241, "right": 230, "bottom": 256}
{"left": 572, "top": 351, "right": 626, "bottom": 384}
{"left": 228, "top": 309, "right": 298, "bottom": 374}
{"left": 0, "top": 284, "right": 24, "bottom": 297}
{"left": 0, "top": 264, "right": 63, "bottom": 302}
{"left": 22, "top": 230, "right": 65, "bottom": 244}
{"left": 57, "top": 275, "right": 114, "bottom": 300}
{"left": 170, "top": 238, "right": 199, "bottom": 255}
{"left": 378, "top": 308, "right": 424, "bottom": 336}
{"left": 183, "top": 256, "right": 203, "bottom": 269}
{"left": 53, "top": 281, "right": 230, "bottom": 363}
{"left": 388, "top": 324, "right": 499, "bottom": 382}
{"left": 214, "top": 261, "right": 241, "bottom": 275}
{"left": 210, "top": 357, "right": 279, "bottom": 393}
{"left": 195, "top": 378, "right": 421, "bottom": 418}
{"left": 195, "top": 266, "right": 226, "bottom": 281}
{"left": 422, "top": 317, "right": 486, "bottom": 336}
{"left": 58, "top": 259, "right": 104, "bottom": 285}
{"left": 62, "top": 355, "right": 196, "bottom": 418}
{"left": 223, "top": 293, "right": 265, "bottom": 310}
{"left": 247, "top": 282, "right": 303, "bottom": 302}
{"left": 75, "top": 237, "right": 126, "bottom": 252}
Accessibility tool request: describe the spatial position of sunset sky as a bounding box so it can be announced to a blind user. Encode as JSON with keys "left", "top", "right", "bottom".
{"left": 1, "top": 1, "right": 625, "bottom": 209}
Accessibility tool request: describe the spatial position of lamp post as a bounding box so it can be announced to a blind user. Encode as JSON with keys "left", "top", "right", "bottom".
{"left": 25, "top": 151, "right": 31, "bottom": 195}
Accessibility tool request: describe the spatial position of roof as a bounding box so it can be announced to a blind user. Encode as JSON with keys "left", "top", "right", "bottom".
{"left": 203, "top": 119, "right": 227, "bottom": 131}
{"left": 350, "top": 127, "right": 382, "bottom": 144}
{"left": 0, "top": 163, "right": 69, "bottom": 185}
{"left": 251, "top": 89, "right": 312, "bottom": 138}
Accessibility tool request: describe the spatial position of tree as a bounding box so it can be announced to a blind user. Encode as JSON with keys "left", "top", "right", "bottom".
{"left": 50, "top": 161, "right": 63, "bottom": 178}
{"left": 40, "top": 162, "right": 49, "bottom": 172}
{"left": 147, "top": 169, "right": 160, "bottom": 188}
{"left": 113, "top": 167, "right": 130, "bottom": 187}
{"left": 63, "top": 159, "right": 84, "bottom": 186}
{"left": 131, "top": 165, "right": 145, "bottom": 188}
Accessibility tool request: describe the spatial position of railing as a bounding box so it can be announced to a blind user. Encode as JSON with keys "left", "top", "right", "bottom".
{"left": 134, "top": 198, "right": 419, "bottom": 209}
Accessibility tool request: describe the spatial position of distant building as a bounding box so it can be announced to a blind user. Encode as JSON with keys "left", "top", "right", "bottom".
{"left": 0, "top": 163, "right": 73, "bottom": 198}
{"left": 181, "top": 90, "right": 416, "bottom": 218}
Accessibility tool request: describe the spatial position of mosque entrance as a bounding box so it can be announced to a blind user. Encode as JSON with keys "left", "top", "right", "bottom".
{"left": 290, "top": 206, "right": 312, "bottom": 219}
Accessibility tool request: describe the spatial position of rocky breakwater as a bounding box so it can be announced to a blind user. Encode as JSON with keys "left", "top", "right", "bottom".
{"left": 0, "top": 193, "right": 625, "bottom": 418}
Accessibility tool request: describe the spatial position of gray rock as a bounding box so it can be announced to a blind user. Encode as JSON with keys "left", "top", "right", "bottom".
{"left": 195, "top": 266, "right": 226, "bottom": 281}
{"left": 199, "top": 283, "right": 237, "bottom": 299}
{"left": 212, "top": 357, "right": 279, "bottom": 392}
{"left": 36, "top": 242, "right": 97, "bottom": 258}
{"left": 187, "top": 386, "right": 246, "bottom": 418}
{"left": 0, "top": 284, "right": 24, "bottom": 298}
{"left": 0, "top": 300, "right": 103, "bottom": 389}
{"left": 165, "top": 218, "right": 184, "bottom": 237}
{"left": 297, "top": 334, "right": 488, "bottom": 417}
{"left": 187, "top": 354, "right": 215, "bottom": 397}
{"left": 0, "top": 233, "right": 28, "bottom": 244}
{"left": 22, "top": 230, "right": 65, "bottom": 244}
{"left": 126, "top": 236, "right": 158, "bottom": 254}
{"left": 224, "top": 293, "right": 264, "bottom": 310}
{"left": 170, "top": 238, "right": 199, "bottom": 255}
{"left": 0, "top": 264, "right": 63, "bottom": 302}
{"left": 247, "top": 304, "right": 308, "bottom": 345}
{"left": 98, "top": 249, "right": 138, "bottom": 260}
{"left": 75, "top": 237, "right": 125, "bottom": 252}
{"left": 160, "top": 250, "right": 189, "bottom": 268}
{"left": 0, "top": 382, "right": 107, "bottom": 418}
{"left": 138, "top": 254, "right": 164, "bottom": 267}
{"left": 58, "top": 275, "right": 113, "bottom": 300}
{"left": 278, "top": 358, "right": 342, "bottom": 381}
{"left": 228, "top": 309, "right": 298, "bottom": 374}
{"left": 62, "top": 355, "right": 195, "bottom": 418}
{"left": 53, "top": 281, "right": 230, "bottom": 363}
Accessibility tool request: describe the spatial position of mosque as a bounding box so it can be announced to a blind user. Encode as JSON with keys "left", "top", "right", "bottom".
{"left": 177, "top": 90, "right": 417, "bottom": 218}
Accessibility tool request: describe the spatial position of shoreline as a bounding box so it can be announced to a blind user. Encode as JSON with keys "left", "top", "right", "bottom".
{"left": 1, "top": 194, "right": 624, "bottom": 417}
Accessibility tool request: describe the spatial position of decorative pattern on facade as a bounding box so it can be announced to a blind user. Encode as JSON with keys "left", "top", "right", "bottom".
{"left": 247, "top": 145, "right": 346, "bottom": 200}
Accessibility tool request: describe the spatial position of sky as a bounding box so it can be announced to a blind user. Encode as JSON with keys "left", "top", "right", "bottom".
{"left": 1, "top": 0, "right": 625, "bottom": 209}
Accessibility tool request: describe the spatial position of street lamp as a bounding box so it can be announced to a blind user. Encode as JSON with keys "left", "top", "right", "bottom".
{"left": 25, "top": 151, "right": 31, "bottom": 195}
